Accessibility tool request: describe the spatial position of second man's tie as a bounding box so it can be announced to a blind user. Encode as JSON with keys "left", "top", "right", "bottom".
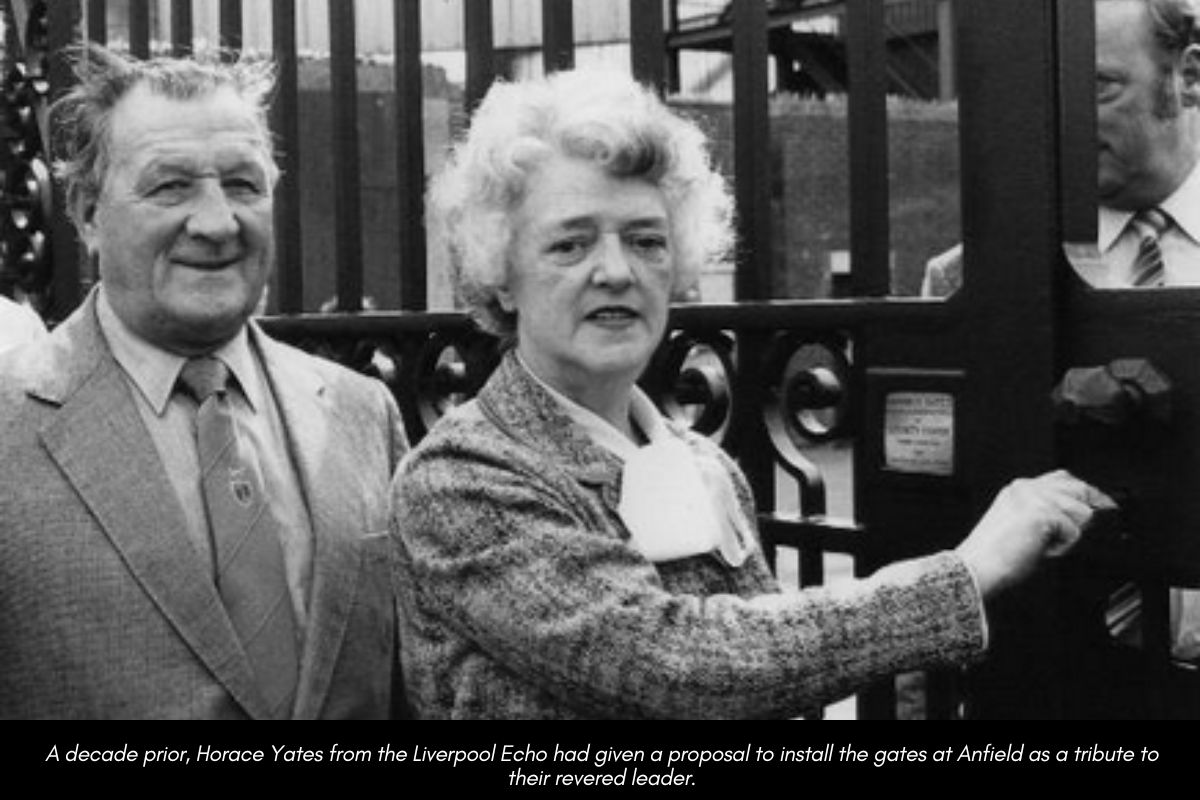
{"left": 1129, "top": 207, "right": 1170, "bottom": 288}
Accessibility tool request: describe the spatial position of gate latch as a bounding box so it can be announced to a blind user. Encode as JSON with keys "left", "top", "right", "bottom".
{"left": 1051, "top": 358, "right": 1173, "bottom": 426}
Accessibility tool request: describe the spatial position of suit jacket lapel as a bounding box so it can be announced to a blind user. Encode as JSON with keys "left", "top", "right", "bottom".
{"left": 32, "top": 292, "right": 270, "bottom": 719}
{"left": 252, "top": 326, "right": 363, "bottom": 719}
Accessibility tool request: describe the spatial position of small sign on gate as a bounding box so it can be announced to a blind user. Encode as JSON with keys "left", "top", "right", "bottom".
{"left": 883, "top": 392, "right": 955, "bottom": 476}
{"left": 866, "top": 368, "right": 964, "bottom": 484}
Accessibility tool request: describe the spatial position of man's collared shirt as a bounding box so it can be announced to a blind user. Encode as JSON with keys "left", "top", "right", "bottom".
{"left": 1094, "top": 158, "right": 1200, "bottom": 287}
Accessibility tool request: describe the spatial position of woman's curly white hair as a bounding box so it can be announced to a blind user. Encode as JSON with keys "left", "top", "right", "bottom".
{"left": 427, "top": 69, "right": 735, "bottom": 338}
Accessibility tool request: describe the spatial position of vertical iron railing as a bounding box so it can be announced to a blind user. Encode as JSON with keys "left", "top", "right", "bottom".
{"left": 727, "top": 0, "right": 778, "bottom": 540}
{"left": 46, "top": 0, "right": 83, "bottom": 319}
{"left": 629, "top": 0, "right": 666, "bottom": 91}
{"left": 328, "top": 4, "right": 364, "bottom": 313}
{"left": 846, "top": 0, "right": 889, "bottom": 298}
{"left": 85, "top": 0, "right": 105, "bottom": 45}
{"left": 1055, "top": 0, "right": 1097, "bottom": 246}
{"left": 395, "top": 0, "right": 426, "bottom": 311}
{"left": 730, "top": 0, "right": 770, "bottom": 303}
{"left": 170, "top": 0, "right": 192, "bottom": 56}
{"left": 541, "top": 0, "right": 573, "bottom": 73}
{"left": 127, "top": 0, "right": 149, "bottom": 58}
{"left": 956, "top": 0, "right": 1062, "bottom": 719}
{"left": 218, "top": 0, "right": 240, "bottom": 55}
{"left": 463, "top": 0, "right": 494, "bottom": 115}
{"left": 271, "top": 0, "right": 302, "bottom": 313}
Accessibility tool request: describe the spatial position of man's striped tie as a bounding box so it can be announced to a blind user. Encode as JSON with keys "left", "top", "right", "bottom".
{"left": 179, "top": 356, "right": 301, "bottom": 719}
{"left": 1129, "top": 207, "right": 1170, "bottom": 288}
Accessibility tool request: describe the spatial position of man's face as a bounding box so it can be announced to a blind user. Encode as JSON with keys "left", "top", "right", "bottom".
{"left": 82, "top": 83, "right": 276, "bottom": 355}
{"left": 1096, "top": 0, "right": 1200, "bottom": 210}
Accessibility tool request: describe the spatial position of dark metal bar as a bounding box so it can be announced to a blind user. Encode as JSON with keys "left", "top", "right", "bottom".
{"left": 757, "top": 513, "right": 864, "bottom": 556}
{"left": 328, "top": 0, "right": 364, "bottom": 312}
{"left": 726, "top": 327, "right": 777, "bottom": 548}
{"left": 662, "top": 0, "right": 681, "bottom": 94}
{"left": 46, "top": 0, "right": 84, "bottom": 321}
{"left": 731, "top": 0, "right": 771, "bottom": 301}
{"left": 541, "top": 0, "right": 574, "bottom": 73}
{"left": 394, "top": 0, "right": 427, "bottom": 311}
{"left": 798, "top": 545, "right": 826, "bottom": 587}
{"left": 271, "top": 0, "right": 302, "bottom": 313}
{"left": 170, "top": 0, "right": 192, "bottom": 57}
{"left": 936, "top": 0, "right": 956, "bottom": 101}
{"left": 128, "top": 0, "right": 150, "bottom": 59}
{"left": 843, "top": 3, "right": 893, "bottom": 719}
{"left": 1056, "top": 0, "right": 1097, "bottom": 244}
{"left": 846, "top": 0, "right": 890, "bottom": 297}
{"left": 464, "top": 0, "right": 494, "bottom": 113}
{"left": 86, "top": 0, "right": 106, "bottom": 45}
{"left": 665, "top": 0, "right": 681, "bottom": 94}
{"left": 956, "top": 0, "right": 1062, "bottom": 719}
{"left": 629, "top": 0, "right": 666, "bottom": 92}
{"left": 219, "top": 0, "right": 242, "bottom": 56}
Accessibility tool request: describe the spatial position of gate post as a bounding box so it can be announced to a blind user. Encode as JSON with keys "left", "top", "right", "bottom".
{"left": 956, "top": 0, "right": 1065, "bottom": 718}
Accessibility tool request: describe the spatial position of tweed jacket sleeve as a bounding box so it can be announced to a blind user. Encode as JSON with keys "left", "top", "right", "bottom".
{"left": 392, "top": 355, "right": 986, "bottom": 719}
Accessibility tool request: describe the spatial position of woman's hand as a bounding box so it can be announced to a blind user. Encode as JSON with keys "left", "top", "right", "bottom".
{"left": 955, "top": 469, "right": 1117, "bottom": 601}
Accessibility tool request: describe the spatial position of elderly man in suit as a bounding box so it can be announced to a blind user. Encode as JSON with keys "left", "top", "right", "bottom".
{"left": 0, "top": 44, "right": 407, "bottom": 719}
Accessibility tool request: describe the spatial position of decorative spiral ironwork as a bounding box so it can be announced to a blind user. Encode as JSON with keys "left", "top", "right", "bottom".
{"left": 765, "top": 333, "right": 851, "bottom": 443}
{"left": 648, "top": 329, "right": 735, "bottom": 441}
{"left": 762, "top": 332, "right": 852, "bottom": 496}
{"left": 1, "top": 2, "right": 53, "bottom": 302}
{"left": 410, "top": 331, "right": 499, "bottom": 439}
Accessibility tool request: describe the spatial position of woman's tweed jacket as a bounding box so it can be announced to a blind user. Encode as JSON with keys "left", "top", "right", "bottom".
{"left": 391, "top": 352, "right": 986, "bottom": 719}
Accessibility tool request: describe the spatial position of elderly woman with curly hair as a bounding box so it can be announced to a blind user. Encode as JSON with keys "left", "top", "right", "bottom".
{"left": 391, "top": 69, "right": 1113, "bottom": 719}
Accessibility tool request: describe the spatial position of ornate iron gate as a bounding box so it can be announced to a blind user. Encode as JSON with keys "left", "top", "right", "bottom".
{"left": 5, "top": 0, "right": 1195, "bottom": 719}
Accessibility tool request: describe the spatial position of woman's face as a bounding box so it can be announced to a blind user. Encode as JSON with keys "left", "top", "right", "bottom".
{"left": 501, "top": 153, "right": 674, "bottom": 403}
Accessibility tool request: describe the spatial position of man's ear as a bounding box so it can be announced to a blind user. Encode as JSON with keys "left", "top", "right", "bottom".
{"left": 1180, "top": 44, "right": 1200, "bottom": 108}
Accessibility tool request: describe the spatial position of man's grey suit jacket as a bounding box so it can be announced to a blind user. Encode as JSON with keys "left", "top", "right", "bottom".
{"left": 0, "top": 288, "right": 407, "bottom": 719}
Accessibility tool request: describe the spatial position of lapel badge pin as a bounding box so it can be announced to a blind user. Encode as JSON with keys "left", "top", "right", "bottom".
{"left": 231, "top": 480, "right": 254, "bottom": 505}
{"left": 227, "top": 468, "right": 255, "bottom": 506}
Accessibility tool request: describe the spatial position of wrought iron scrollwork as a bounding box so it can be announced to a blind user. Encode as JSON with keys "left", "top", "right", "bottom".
{"left": 763, "top": 332, "right": 852, "bottom": 447}
{"left": 409, "top": 330, "right": 499, "bottom": 440}
{"left": 645, "top": 329, "right": 735, "bottom": 441}
{"left": 1, "top": 0, "right": 53, "bottom": 304}
{"left": 760, "top": 331, "right": 853, "bottom": 514}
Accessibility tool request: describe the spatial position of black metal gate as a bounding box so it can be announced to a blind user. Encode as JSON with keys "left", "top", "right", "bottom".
{"left": 4, "top": 0, "right": 1196, "bottom": 719}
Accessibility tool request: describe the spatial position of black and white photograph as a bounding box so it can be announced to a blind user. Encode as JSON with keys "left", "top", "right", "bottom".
{"left": 0, "top": 0, "right": 1196, "bottom": 785}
